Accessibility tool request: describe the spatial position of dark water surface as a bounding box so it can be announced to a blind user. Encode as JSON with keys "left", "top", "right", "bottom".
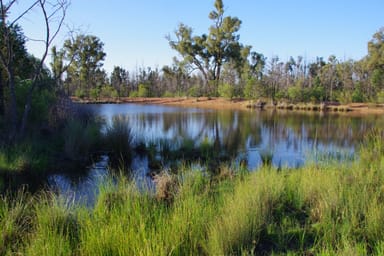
{"left": 48, "top": 103, "right": 384, "bottom": 204}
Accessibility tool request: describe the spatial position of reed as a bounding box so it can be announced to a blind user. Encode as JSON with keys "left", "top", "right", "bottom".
{"left": 0, "top": 130, "right": 383, "bottom": 255}
{"left": 103, "top": 116, "right": 135, "bottom": 167}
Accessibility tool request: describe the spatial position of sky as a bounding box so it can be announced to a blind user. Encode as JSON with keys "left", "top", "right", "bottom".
{"left": 8, "top": 0, "right": 384, "bottom": 74}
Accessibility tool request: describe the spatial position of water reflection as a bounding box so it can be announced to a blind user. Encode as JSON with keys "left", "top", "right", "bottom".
{"left": 48, "top": 155, "right": 109, "bottom": 206}
{"left": 90, "top": 104, "right": 382, "bottom": 169}
{"left": 49, "top": 104, "right": 383, "bottom": 203}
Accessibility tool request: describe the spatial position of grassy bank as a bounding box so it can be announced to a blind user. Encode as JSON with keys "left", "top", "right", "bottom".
{"left": 0, "top": 131, "right": 383, "bottom": 255}
{"left": 71, "top": 96, "right": 384, "bottom": 114}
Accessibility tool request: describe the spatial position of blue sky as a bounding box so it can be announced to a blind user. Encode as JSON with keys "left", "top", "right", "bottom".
{"left": 10, "top": 0, "right": 384, "bottom": 74}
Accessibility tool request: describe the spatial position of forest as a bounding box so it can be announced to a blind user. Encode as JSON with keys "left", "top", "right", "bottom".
{"left": 1, "top": 0, "right": 384, "bottom": 139}
{"left": 1, "top": 1, "right": 384, "bottom": 255}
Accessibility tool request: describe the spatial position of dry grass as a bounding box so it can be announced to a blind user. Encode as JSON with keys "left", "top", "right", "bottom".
{"left": 72, "top": 96, "right": 384, "bottom": 114}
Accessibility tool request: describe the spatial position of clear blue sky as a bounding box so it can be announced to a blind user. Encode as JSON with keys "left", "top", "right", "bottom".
{"left": 10, "top": 0, "right": 384, "bottom": 74}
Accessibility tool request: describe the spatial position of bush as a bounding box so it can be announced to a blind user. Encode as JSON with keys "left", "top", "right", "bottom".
{"left": 311, "top": 85, "right": 326, "bottom": 103}
{"left": 162, "top": 91, "right": 174, "bottom": 97}
{"left": 129, "top": 90, "right": 139, "bottom": 98}
{"left": 352, "top": 83, "right": 364, "bottom": 103}
{"left": 243, "top": 79, "right": 255, "bottom": 100}
{"left": 287, "top": 86, "right": 302, "bottom": 103}
{"left": 100, "top": 86, "right": 119, "bottom": 98}
{"left": 89, "top": 88, "right": 100, "bottom": 100}
{"left": 187, "top": 85, "right": 202, "bottom": 97}
{"left": 218, "top": 83, "right": 234, "bottom": 99}
{"left": 63, "top": 119, "right": 102, "bottom": 161}
{"left": 137, "top": 84, "right": 149, "bottom": 97}
{"left": 104, "top": 116, "right": 134, "bottom": 165}
{"left": 376, "top": 90, "right": 384, "bottom": 103}
{"left": 74, "top": 88, "right": 86, "bottom": 99}
{"left": 15, "top": 79, "right": 56, "bottom": 124}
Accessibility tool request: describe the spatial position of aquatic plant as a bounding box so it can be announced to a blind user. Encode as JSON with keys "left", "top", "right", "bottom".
{"left": 0, "top": 131, "right": 383, "bottom": 255}
{"left": 103, "top": 116, "right": 134, "bottom": 166}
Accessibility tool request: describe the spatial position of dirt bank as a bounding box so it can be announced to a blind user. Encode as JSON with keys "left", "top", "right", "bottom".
{"left": 72, "top": 97, "right": 384, "bottom": 115}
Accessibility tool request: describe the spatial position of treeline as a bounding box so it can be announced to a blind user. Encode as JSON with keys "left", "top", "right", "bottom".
{"left": 1, "top": 0, "right": 384, "bottom": 137}
{"left": 56, "top": 46, "right": 384, "bottom": 104}
{"left": 50, "top": 0, "right": 384, "bottom": 104}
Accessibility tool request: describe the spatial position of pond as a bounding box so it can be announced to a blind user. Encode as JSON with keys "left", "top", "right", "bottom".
{"left": 48, "top": 103, "right": 384, "bottom": 204}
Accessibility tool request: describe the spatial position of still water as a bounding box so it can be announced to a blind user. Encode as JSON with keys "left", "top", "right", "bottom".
{"left": 48, "top": 103, "right": 384, "bottom": 204}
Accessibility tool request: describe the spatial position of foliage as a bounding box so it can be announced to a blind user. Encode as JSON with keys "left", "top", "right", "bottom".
{"left": 1, "top": 131, "right": 384, "bottom": 255}
{"left": 103, "top": 116, "right": 134, "bottom": 165}
{"left": 218, "top": 83, "right": 235, "bottom": 99}
{"left": 137, "top": 84, "right": 149, "bottom": 97}
{"left": 74, "top": 88, "right": 86, "bottom": 99}
{"left": 376, "top": 90, "right": 384, "bottom": 103}
{"left": 187, "top": 85, "right": 203, "bottom": 97}
{"left": 352, "top": 82, "right": 364, "bottom": 102}
{"left": 89, "top": 87, "right": 100, "bottom": 100}
{"left": 14, "top": 79, "right": 56, "bottom": 124}
{"left": 59, "top": 34, "right": 107, "bottom": 96}
{"left": 168, "top": 0, "right": 252, "bottom": 89}
{"left": 63, "top": 118, "right": 102, "bottom": 161}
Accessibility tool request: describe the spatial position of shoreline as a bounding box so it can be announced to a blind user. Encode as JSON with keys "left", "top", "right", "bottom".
{"left": 71, "top": 96, "right": 384, "bottom": 115}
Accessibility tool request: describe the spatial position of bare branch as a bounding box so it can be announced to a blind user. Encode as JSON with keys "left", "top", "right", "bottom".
{"left": 9, "top": 1, "right": 40, "bottom": 27}
{"left": 1, "top": 0, "right": 18, "bottom": 14}
{"left": 19, "top": 0, "right": 70, "bottom": 135}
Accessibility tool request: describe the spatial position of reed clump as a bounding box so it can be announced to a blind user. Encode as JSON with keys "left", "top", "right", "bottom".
{"left": 0, "top": 131, "right": 383, "bottom": 255}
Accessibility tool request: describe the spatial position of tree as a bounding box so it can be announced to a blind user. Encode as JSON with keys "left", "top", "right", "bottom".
{"left": 367, "top": 28, "right": 384, "bottom": 92}
{"left": 168, "top": 0, "right": 250, "bottom": 95}
{"left": 110, "top": 66, "right": 129, "bottom": 97}
{"left": 0, "top": 0, "right": 69, "bottom": 138}
{"left": 61, "top": 34, "right": 106, "bottom": 96}
{"left": 0, "top": 23, "right": 31, "bottom": 116}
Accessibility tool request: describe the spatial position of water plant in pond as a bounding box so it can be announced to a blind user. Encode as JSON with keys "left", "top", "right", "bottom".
{"left": 103, "top": 116, "right": 135, "bottom": 167}
{"left": 63, "top": 118, "right": 102, "bottom": 162}
{"left": 0, "top": 132, "right": 383, "bottom": 255}
{"left": 259, "top": 149, "right": 274, "bottom": 166}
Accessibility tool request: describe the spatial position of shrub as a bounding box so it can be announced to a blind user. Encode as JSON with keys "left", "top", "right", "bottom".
{"left": 63, "top": 119, "right": 102, "bottom": 161}
{"left": 377, "top": 90, "right": 384, "bottom": 103}
{"left": 162, "top": 91, "right": 174, "bottom": 97}
{"left": 74, "top": 88, "right": 86, "bottom": 99}
{"left": 352, "top": 82, "right": 364, "bottom": 102}
{"left": 137, "top": 84, "right": 149, "bottom": 97}
{"left": 287, "top": 86, "right": 302, "bottom": 103}
{"left": 100, "top": 86, "right": 119, "bottom": 98}
{"left": 129, "top": 90, "right": 139, "bottom": 98}
{"left": 104, "top": 116, "right": 134, "bottom": 165}
{"left": 243, "top": 79, "right": 255, "bottom": 100}
{"left": 187, "top": 85, "right": 202, "bottom": 97}
{"left": 89, "top": 87, "right": 100, "bottom": 100}
{"left": 14, "top": 79, "right": 56, "bottom": 124}
{"left": 218, "top": 83, "right": 235, "bottom": 99}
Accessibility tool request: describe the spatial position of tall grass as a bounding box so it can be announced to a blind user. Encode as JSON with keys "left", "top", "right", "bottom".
{"left": 63, "top": 118, "right": 102, "bottom": 161}
{"left": 103, "top": 116, "right": 134, "bottom": 167}
{"left": 0, "top": 131, "right": 383, "bottom": 255}
{"left": 0, "top": 142, "right": 49, "bottom": 173}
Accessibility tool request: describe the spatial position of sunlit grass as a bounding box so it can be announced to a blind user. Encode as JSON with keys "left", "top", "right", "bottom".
{"left": 0, "top": 130, "right": 383, "bottom": 255}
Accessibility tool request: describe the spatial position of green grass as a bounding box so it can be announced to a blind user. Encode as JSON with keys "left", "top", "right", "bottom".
{"left": 0, "top": 131, "right": 383, "bottom": 255}
{"left": 0, "top": 142, "right": 50, "bottom": 173}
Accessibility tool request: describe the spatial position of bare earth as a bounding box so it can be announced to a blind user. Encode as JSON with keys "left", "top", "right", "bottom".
{"left": 72, "top": 97, "right": 384, "bottom": 115}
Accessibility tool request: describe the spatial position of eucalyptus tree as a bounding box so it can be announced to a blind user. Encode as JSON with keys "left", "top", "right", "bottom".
{"left": 0, "top": 0, "right": 69, "bottom": 138}
{"left": 110, "top": 66, "right": 129, "bottom": 97}
{"left": 319, "top": 55, "right": 338, "bottom": 101}
{"left": 168, "top": 0, "right": 251, "bottom": 95}
{"left": 0, "top": 23, "right": 30, "bottom": 116}
{"left": 367, "top": 27, "right": 384, "bottom": 93}
{"left": 60, "top": 34, "right": 106, "bottom": 96}
{"left": 162, "top": 60, "right": 190, "bottom": 96}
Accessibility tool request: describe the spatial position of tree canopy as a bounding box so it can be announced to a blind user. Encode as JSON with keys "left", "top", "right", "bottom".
{"left": 168, "top": 0, "right": 251, "bottom": 94}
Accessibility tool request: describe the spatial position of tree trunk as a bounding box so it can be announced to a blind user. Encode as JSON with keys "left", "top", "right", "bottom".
{"left": 0, "top": 72, "right": 3, "bottom": 116}
{"left": 7, "top": 67, "right": 18, "bottom": 134}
